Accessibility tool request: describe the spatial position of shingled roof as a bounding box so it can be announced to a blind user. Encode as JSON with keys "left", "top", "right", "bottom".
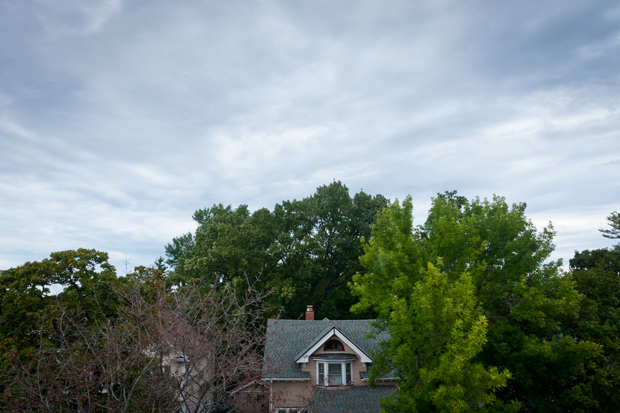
{"left": 262, "top": 319, "right": 387, "bottom": 380}
{"left": 310, "top": 385, "right": 397, "bottom": 413}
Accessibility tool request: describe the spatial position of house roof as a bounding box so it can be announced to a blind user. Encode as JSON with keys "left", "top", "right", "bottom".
{"left": 230, "top": 375, "right": 265, "bottom": 394}
{"left": 310, "top": 386, "right": 397, "bottom": 413}
{"left": 262, "top": 319, "right": 387, "bottom": 380}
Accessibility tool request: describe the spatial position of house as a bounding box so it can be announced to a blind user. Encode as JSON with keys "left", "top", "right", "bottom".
{"left": 260, "top": 306, "right": 397, "bottom": 413}
{"left": 148, "top": 347, "right": 213, "bottom": 413}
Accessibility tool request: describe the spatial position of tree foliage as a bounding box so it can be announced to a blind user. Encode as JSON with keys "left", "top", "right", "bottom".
{"left": 0, "top": 249, "right": 117, "bottom": 356}
{"left": 567, "top": 244, "right": 620, "bottom": 411}
{"left": 599, "top": 211, "right": 620, "bottom": 240}
{"left": 352, "top": 192, "right": 603, "bottom": 412}
{"left": 165, "top": 181, "right": 388, "bottom": 319}
{"left": 372, "top": 260, "right": 516, "bottom": 413}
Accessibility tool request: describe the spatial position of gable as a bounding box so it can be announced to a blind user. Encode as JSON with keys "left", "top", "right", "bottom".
{"left": 295, "top": 327, "right": 372, "bottom": 364}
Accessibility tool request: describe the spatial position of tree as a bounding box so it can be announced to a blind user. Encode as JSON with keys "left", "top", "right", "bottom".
{"left": 153, "top": 256, "right": 168, "bottom": 276}
{"left": 567, "top": 245, "right": 620, "bottom": 411}
{"left": 599, "top": 211, "right": 620, "bottom": 240}
{"left": 0, "top": 249, "right": 117, "bottom": 357}
{"left": 351, "top": 193, "right": 601, "bottom": 412}
{"left": 371, "top": 260, "right": 516, "bottom": 413}
{"left": 165, "top": 181, "right": 388, "bottom": 319}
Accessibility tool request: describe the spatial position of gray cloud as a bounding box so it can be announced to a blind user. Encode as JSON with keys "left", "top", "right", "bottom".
{"left": 1, "top": 0, "right": 619, "bottom": 270}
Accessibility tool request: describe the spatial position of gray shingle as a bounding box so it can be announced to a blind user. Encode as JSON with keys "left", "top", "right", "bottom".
{"left": 309, "top": 386, "right": 397, "bottom": 413}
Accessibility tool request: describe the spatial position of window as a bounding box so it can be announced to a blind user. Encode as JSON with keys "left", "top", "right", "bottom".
{"left": 329, "top": 363, "right": 342, "bottom": 385}
{"left": 316, "top": 362, "right": 352, "bottom": 386}
{"left": 324, "top": 339, "right": 344, "bottom": 351}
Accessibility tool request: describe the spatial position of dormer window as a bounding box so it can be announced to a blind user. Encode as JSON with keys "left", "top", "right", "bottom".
{"left": 317, "top": 361, "right": 353, "bottom": 386}
{"left": 324, "top": 339, "right": 344, "bottom": 351}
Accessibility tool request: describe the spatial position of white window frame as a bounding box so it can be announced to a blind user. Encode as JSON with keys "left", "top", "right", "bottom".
{"left": 316, "top": 361, "right": 353, "bottom": 386}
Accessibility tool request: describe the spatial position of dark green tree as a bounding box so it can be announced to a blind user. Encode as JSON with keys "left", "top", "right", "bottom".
{"left": 599, "top": 211, "right": 620, "bottom": 240}
{"left": 153, "top": 256, "right": 168, "bottom": 275}
{"left": 567, "top": 244, "right": 620, "bottom": 411}
{"left": 165, "top": 181, "right": 388, "bottom": 319}
{"left": 0, "top": 248, "right": 117, "bottom": 355}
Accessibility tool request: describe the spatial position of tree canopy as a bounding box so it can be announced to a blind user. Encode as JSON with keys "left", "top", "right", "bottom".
{"left": 0, "top": 248, "right": 118, "bottom": 356}
{"left": 351, "top": 192, "right": 604, "bottom": 412}
{"left": 164, "top": 181, "right": 388, "bottom": 319}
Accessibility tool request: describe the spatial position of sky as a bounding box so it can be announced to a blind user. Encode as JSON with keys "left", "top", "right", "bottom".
{"left": 1, "top": 0, "right": 619, "bottom": 273}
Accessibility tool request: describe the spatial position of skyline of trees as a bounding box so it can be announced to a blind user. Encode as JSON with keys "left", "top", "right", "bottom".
{"left": 163, "top": 180, "right": 389, "bottom": 320}
{"left": 1, "top": 184, "right": 618, "bottom": 412}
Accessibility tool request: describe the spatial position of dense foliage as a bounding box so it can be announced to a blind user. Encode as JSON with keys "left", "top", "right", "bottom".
{"left": 0, "top": 249, "right": 118, "bottom": 358}
{"left": 567, "top": 244, "right": 620, "bottom": 410}
{"left": 164, "top": 181, "right": 388, "bottom": 319}
{"left": 351, "top": 192, "right": 616, "bottom": 412}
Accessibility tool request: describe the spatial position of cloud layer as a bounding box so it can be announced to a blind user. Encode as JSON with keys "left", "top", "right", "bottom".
{"left": 1, "top": 0, "right": 619, "bottom": 270}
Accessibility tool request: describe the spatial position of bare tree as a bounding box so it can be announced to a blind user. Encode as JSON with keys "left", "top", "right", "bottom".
{"left": 1, "top": 276, "right": 271, "bottom": 413}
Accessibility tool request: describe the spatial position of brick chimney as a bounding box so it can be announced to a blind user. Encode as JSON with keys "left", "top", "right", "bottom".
{"left": 305, "top": 305, "right": 314, "bottom": 321}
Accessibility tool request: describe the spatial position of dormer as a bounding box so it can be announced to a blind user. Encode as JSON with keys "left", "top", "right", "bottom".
{"left": 295, "top": 326, "right": 372, "bottom": 365}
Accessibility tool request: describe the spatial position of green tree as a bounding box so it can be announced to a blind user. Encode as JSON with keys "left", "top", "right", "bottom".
{"left": 372, "top": 260, "right": 516, "bottom": 413}
{"left": 165, "top": 181, "right": 388, "bottom": 319}
{"left": 599, "top": 211, "right": 620, "bottom": 240}
{"left": 0, "top": 249, "right": 117, "bottom": 354}
{"left": 567, "top": 245, "right": 620, "bottom": 411}
{"left": 352, "top": 193, "right": 601, "bottom": 412}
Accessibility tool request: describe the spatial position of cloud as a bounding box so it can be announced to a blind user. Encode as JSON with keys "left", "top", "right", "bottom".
{"left": 0, "top": 0, "right": 619, "bottom": 271}
{"left": 34, "top": 0, "right": 123, "bottom": 36}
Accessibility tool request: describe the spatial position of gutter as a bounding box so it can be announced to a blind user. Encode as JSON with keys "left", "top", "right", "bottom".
{"left": 261, "top": 377, "right": 310, "bottom": 382}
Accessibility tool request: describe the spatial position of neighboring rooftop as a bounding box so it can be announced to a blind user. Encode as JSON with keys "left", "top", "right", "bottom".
{"left": 310, "top": 386, "right": 397, "bottom": 413}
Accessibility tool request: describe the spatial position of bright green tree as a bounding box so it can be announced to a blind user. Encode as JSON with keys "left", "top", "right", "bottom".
{"left": 371, "top": 260, "right": 516, "bottom": 412}
{"left": 352, "top": 193, "right": 601, "bottom": 412}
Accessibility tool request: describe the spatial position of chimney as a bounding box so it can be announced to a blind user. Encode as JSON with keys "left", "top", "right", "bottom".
{"left": 305, "top": 305, "right": 314, "bottom": 321}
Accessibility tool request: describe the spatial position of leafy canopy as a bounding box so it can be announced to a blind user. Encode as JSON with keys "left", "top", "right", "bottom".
{"left": 165, "top": 181, "right": 388, "bottom": 319}
{"left": 352, "top": 192, "right": 598, "bottom": 412}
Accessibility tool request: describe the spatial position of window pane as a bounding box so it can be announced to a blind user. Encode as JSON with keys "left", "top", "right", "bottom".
{"left": 318, "top": 363, "right": 324, "bottom": 385}
{"left": 346, "top": 363, "right": 351, "bottom": 384}
{"left": 329, "top": 363, "right": 342, "bottom": 374}
{"left": 328, "top": 363, "right": 342, "bottom": 385}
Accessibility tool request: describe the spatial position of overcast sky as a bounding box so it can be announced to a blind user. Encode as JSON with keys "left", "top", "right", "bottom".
{"left": 1, "top": 0, "right": 619, "bottom": 272}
